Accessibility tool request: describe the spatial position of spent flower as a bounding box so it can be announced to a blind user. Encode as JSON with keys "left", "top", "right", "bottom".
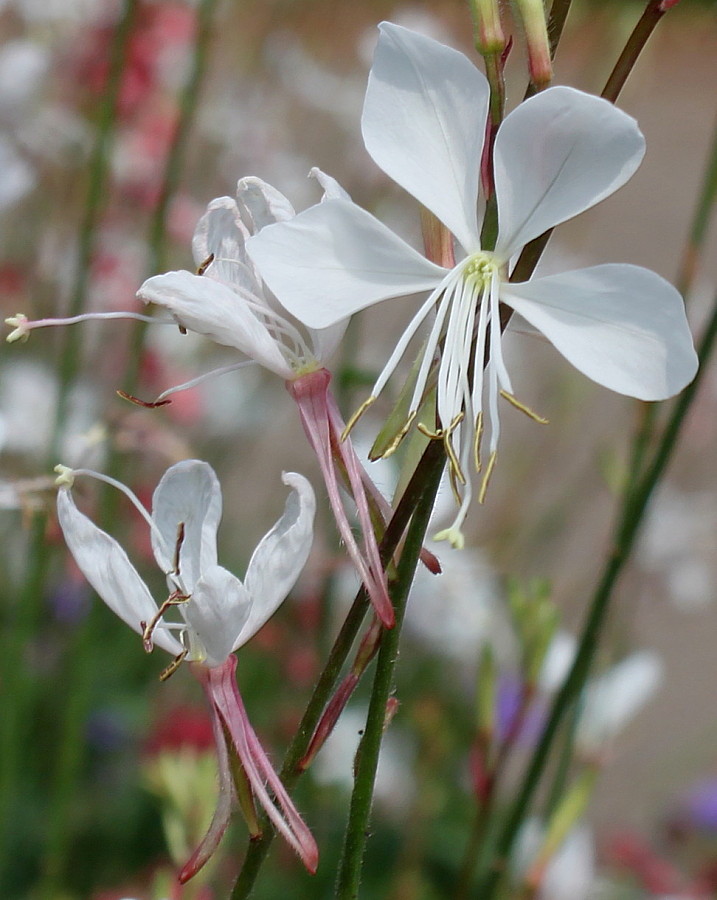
{"left": 55, "top": 459, "right": 318, "bottom": 878}
{"left": 246, "top": 22, "right": 698, "bottom": 548}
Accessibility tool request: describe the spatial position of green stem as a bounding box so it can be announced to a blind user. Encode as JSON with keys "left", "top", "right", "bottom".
{"left": 230, "top": 441, "right": 446, "bottom": 899}
{"left": 601, "top": 0, "right": 671, "bottom": 105}
{"left": 0, "top": 511, "right": 51, "bottom": 888}
{"left": 334, "top": 456, "right": 443, "bottom": 899}
{"left": 547, "top": 0, "right": 573, "bottom": 58}
{"left": 121, "top": 0, "right": 219, "bottom": 400}
{"left": 50, "top": 0, "right": 140, "bottom": 463}
{"left": 3, "top": 4, "right": 139, "bottom": 896}
{"left": 476, "top": 291, "right": 717, "bottom": 898}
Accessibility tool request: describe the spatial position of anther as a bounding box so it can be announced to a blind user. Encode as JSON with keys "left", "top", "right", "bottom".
{"left": 116, "top": 389, "right": 172, "bottom": 408}
{"left": 196, "top": 253, "right": 215, "bottom": 276}
{"left": 379, "top": 410, "right": 417, "bottom": 459}
{"left": 500, "top": 390, "right": 549, "bottom": 424}
{"left": 141, "top": 589, "right": 190, "bottom": 652}
{"left": 341, "top": 395, "right": 377, "bottom": 442}
{"left": 473, "top": 411, "right": 484, "bottom": 472}
{"left": 478, "top": 451, "right": 498, "bottom": 503}
{"left": 159, "top": 648, "right": 188, "bottom": 682}
{"left": 172, "top": 522, "right": 185, "bottom": 576}
{"left": 442, "top": 413, "right": 466, "bottom": 488}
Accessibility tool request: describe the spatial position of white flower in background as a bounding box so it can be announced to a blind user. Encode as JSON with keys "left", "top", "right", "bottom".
{"left": 55, "top": 460, "right": 318, "bottom": 878}
{"left": 514, "top": 819, "right": 596, "bottom": 900}
{"left": 576, "top": 651, "right": 663, "bottom": 759}
{"left": 247, "top": 22, "right": 698, "bottom": 548}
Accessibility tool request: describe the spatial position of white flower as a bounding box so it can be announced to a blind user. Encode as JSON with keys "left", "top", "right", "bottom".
{"left": 576, "top": 651, "right": 663, "bottom": 758}
{"left": 136, "top": 170, "right": 349, "bottom": 390}
{"left": 56, "top": 459, "right": 315, "bottom": 668}
{"left": 247, "top": 22, "right": 698, "bottom": 548}
{"left": 55, "top": 460, "right": 318, "bottom": 874}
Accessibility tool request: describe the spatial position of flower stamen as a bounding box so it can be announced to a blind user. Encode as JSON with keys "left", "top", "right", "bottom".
{"left": 478, "top": 450, "right": 498, "bottom": 503}
{"left": 500, "top": 390, "right": 549, "bottom": 424}
{"left": 141, "top": 589, "right": 190, "bottom": 652}
{"left": 341, "top": 395, "right": 376, "bottom": 442}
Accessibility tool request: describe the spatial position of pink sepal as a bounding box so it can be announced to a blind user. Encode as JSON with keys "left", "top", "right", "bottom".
{"left": 190, "top": 657, "right": 318, "bottom": 876}
{"left": 288, "top": 368, "right": 395, "bottom": 628}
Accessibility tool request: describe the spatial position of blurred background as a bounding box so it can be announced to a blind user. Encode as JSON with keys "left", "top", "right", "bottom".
{"left": 1, "top": 0, "right": 716, "bottom": 897}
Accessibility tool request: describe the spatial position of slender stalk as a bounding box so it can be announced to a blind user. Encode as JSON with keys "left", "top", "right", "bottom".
{"left": 476, "top": 291, "right": 717, "bottom": 898}
{"left": 601, "top": 0, "right": 672, "bottom": 105}
{"left": 1, "top": 4, "right": 140, "bottom": 896}
{"left": 547, "top": 0, "right": 573, "bottom": 57}
{"left": 230, "top": 440, "right": 446, "bottom": 898}
{"left": 334, "top": 454, "right": 443, "bottom": 899}
{"left": 50, "top": 0, "right": 140, "bottom": 462}
{"left": 121, "top": 0, "right": 219, "bottom": 400}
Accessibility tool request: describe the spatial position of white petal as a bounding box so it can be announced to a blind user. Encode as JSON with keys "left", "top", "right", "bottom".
{"left": 151, "top": 460, "right": 223, "bottom": 592}
{"left": 577, "top": 652, "right": 663, "bottom": 752}
{"left": 235, "top": 472, "right": 316, "bottom": 649}
{"left": 362, "top": 22, "right": 487, "bottom": 253}
{"left": 501, "top": 265, "right": 698, "bottom": 400}
{"left": 309, "top": 166, "right": 351, "bottom": 201}
{"left": 246, "top": 198, "right": 446, "bottom": 329}
{"left": 138, "top": 270, "right": 292, "bottom": 378}
{"left": 183, "top": 565, "right": 251, "bottom": 667}
{"left": 56, "top": 489, "right": 182, "bottom": 655}
{"left": 494, "top": 87, "right": 645, "bottom": 257}
{"left": 307, "top": 320, "right": 349, "bottom": 366}
{"left": 236, "top": 176, "right": 295, "bottom": 231}
{"left": 191, "top": 196, "right": 259, "bottom": 293}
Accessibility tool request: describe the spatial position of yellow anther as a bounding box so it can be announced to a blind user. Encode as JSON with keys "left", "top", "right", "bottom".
{"left": 341, "top": 395, "right": 377, "bottom": 442}
{"left": 141, "top": 590, "right": 190, "bottom": 652}
{"left": 478, "top": 451, "right": 498, "bottom": 503}
{"left": 500, "top": 390, "right": 549, "bottom": 424}
{"left": 442, "top": 412, "right": 466, "bottom": 488}
{"left": 416, "top": 422, "right": 442, "bottom": 440}
{"left": 159, "top": 648, "right": 188, "bottom": 682}
{"left": 196, "top": 253, "right": 215, "bottom": 275}
{"left": 380, "top": 410, "right": 417, "bottom": 459}
{"left": 473, "top": 411, "right": 484, "bottom": 472}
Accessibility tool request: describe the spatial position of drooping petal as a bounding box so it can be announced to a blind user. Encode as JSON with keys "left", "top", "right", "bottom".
{"left": 56, "top": 489, "right": 182, "bottom": 656}
{"left": 150, "top": 459, "right": 222, "bottom": 591}
{"left": 191, "top": 196, "right": 259, "bottom": 293}
{"left": 247, "top": 198, "right": 446, "bottom": 329}
{"left": 183, "top": 565, "right": 252, "bottom": 667}
{"left": 206, "top": 657, "right": 319, "bottom": 873}
{"left": 501, "top": 264, "right": 698, "bottom": 400}
{"left": 137, "top": 270, "right": 292, "bottom": 378}
{"left": 179, "top": 670, "right": 236, "bottom": 883}
{"left": 286, "top": 369, "right": 394, "bottom": 628}
{"left": 362, "top": 22, "right": 488, "bottom": 253}
{"left": 235, "top": 471, "right": 316, "bottom": 649}
{"left": 236, "top": 175, "right": 295, "bottom": 231}
{"left": 494, "top": 87, "right": 645, "bottom": 257}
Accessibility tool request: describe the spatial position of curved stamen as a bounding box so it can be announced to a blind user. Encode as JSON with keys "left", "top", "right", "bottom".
{"left": 155, "top": 360, "right": 257, "bottom": 402}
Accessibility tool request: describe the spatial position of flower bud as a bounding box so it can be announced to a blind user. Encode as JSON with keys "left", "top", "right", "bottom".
{"left": 469, "top": 0, "right": 507, "bottom": 55}
{"left": 512, "top": 0, "right": 553, "bottom": 89}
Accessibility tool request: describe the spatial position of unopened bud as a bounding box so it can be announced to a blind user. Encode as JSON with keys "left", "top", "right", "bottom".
{"left": 512, "top": 0, "right": 553, "bottom": 89}
{"left": 469, "top": 0, "right": 506, "bottom": 55}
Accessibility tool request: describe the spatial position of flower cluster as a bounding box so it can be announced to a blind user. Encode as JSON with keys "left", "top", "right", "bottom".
{"left": 7, "top": 17, "right": 698, "bottom": 887}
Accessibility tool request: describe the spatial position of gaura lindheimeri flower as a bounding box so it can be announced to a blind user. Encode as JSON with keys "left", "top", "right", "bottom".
{"left": 136, "top": 173, "right": 399, "bottom": 627}
{"left": 246, "top": 22, "right": 698, "bottom": 549}
{"left": 54, "top": 459, "right": 318, "bottom": 879}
